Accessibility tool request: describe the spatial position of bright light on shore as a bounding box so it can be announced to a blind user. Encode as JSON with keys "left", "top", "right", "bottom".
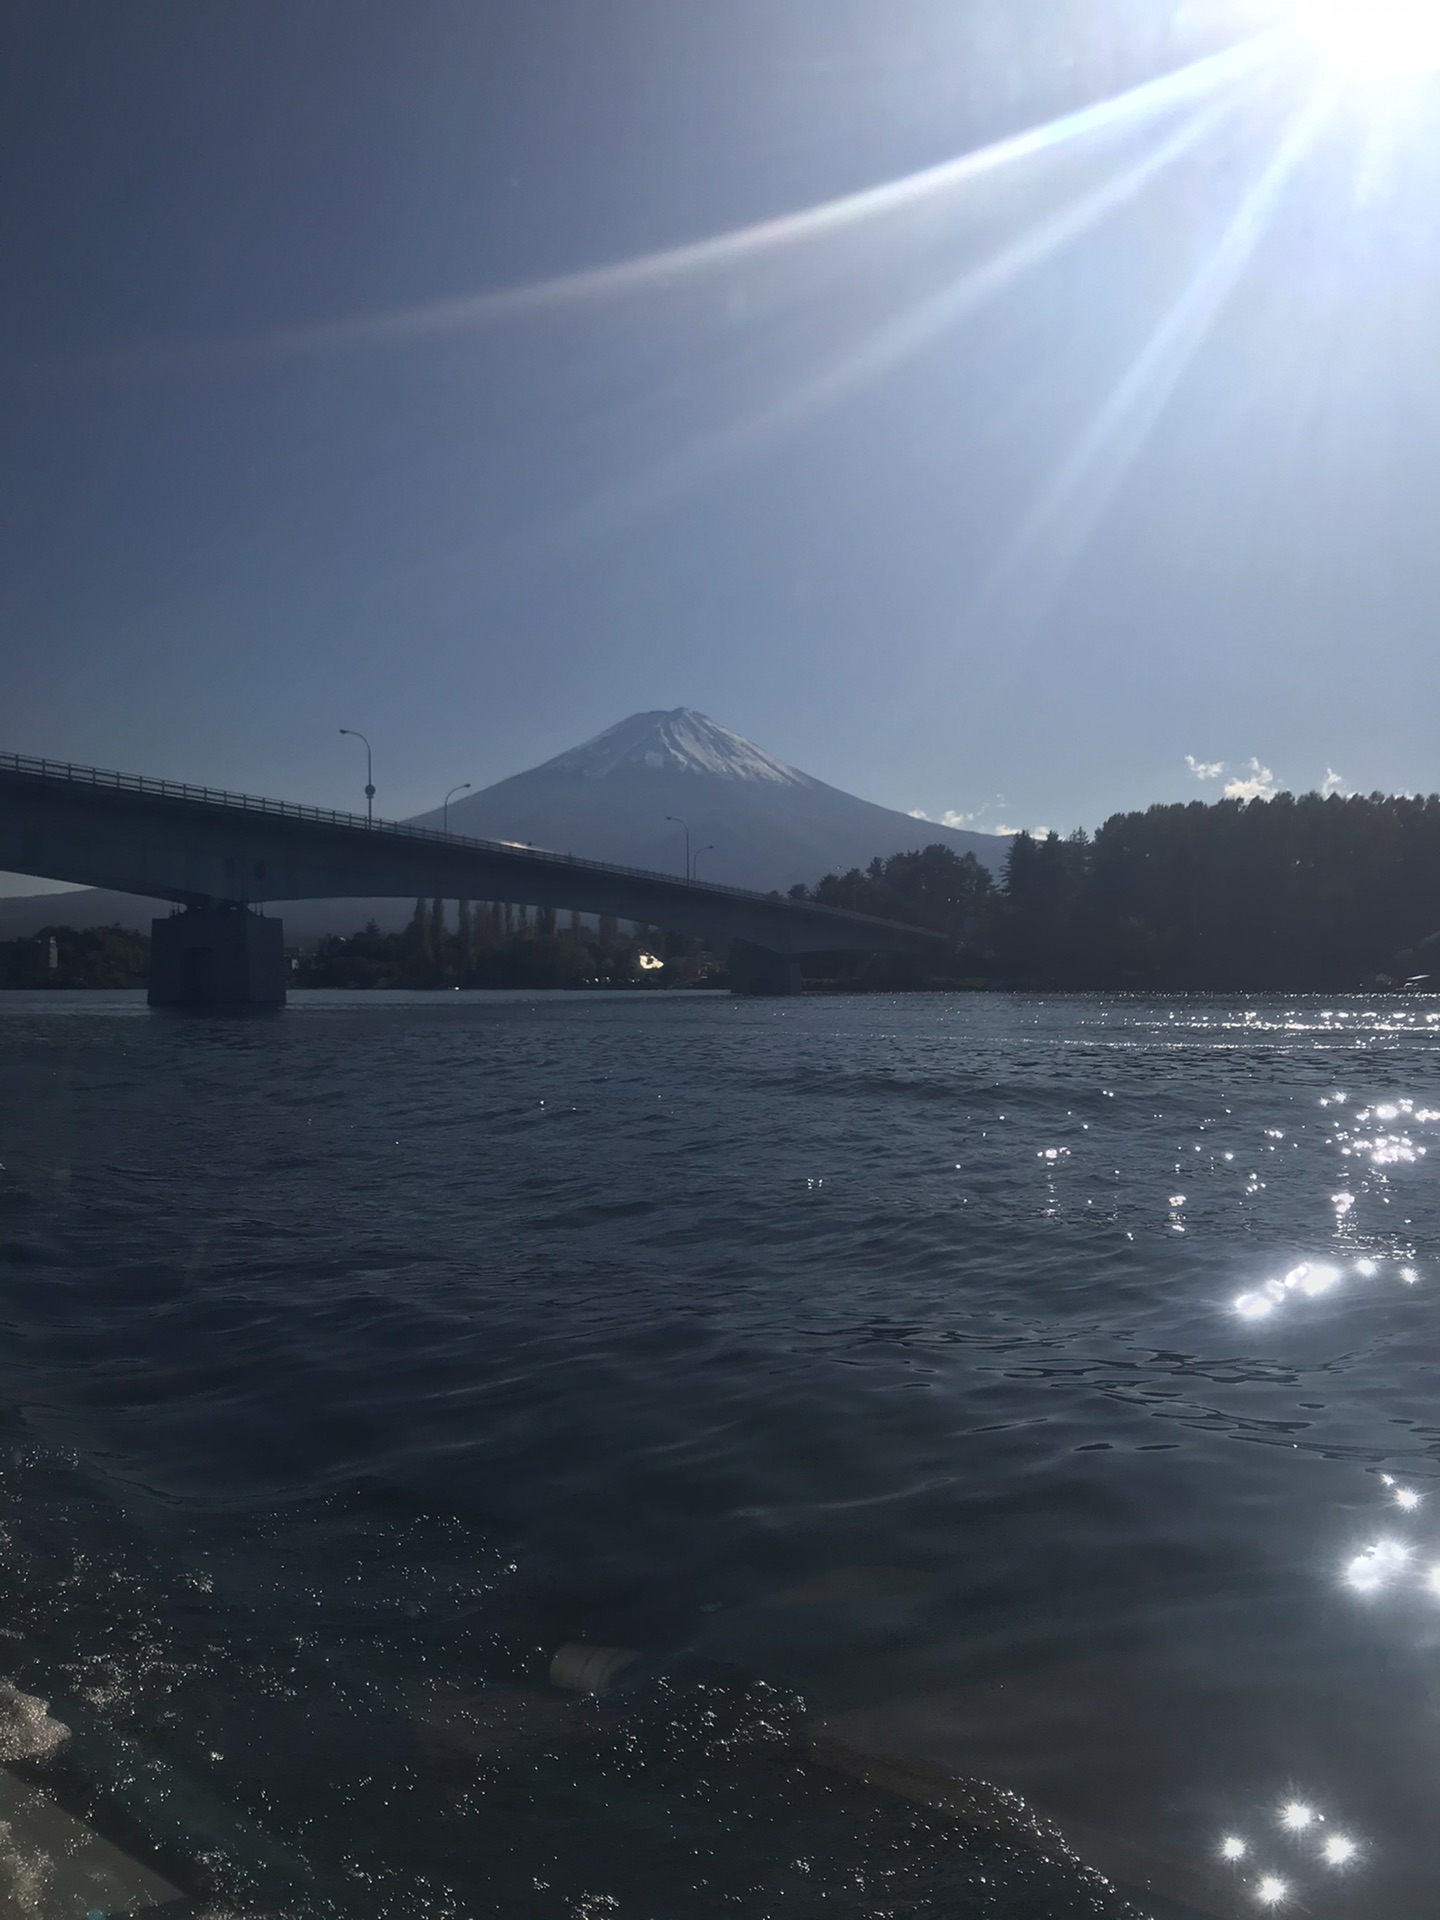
{"left": 1292, "top": 0, "right": 1440, "bottom": 75}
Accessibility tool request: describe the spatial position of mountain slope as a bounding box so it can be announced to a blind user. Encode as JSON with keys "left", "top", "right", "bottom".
{"left": 411, "top": 710, "right": 1004, "bottom": 891}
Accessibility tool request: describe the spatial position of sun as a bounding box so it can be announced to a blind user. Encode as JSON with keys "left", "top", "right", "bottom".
{"left": 1292, "top": 0, "right": 1440, "bottom": 76}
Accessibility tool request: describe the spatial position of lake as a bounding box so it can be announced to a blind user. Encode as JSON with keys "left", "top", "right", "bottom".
{"left": 1, "top": 989, "right": 1437, "bottom": 1917}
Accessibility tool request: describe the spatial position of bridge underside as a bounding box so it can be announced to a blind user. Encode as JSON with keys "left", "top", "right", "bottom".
{"left": 0, "top": 760, "right": 947, "bottom": 1007}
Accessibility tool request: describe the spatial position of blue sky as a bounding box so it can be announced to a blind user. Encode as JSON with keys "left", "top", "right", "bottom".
{"left": 5, "top": 0, "right": 1440, "bottom": 891}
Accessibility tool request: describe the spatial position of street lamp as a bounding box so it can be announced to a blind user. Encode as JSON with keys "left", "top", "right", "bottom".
{"left": 665, "top": 814, "right": 691, "bottom": 880}
{"left": 442, "top": 782, "right": 471, "bottom": 833}
{"left": 339, "top": 729, "right": 375, "bottom": 825}
{"left": 692, "top": 843, "right": 714, "bottom": 881}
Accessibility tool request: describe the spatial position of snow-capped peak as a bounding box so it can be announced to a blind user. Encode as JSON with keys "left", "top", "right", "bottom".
{"left": 539, "top": 710, "right": 811, "bottom": 785}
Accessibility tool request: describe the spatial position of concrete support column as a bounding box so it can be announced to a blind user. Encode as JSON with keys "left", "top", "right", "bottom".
{"left": 148, "top": 905, "right": 286, "bottom": 1009}
{"left": 728, "top": 940, "right": 804, "bottom": 996}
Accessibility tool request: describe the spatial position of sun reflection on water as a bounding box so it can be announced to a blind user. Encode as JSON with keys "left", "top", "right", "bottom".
{"left": 1045, "top": 1023, "right": 1433, "bottom": 1894}
{"left": 1216, "top": 1792, "right": 1367, "bottom": 1905}
{"left": 1336, "top": 1465, "right": 1440, "bottom": 1602}
{"left": 1343, "top": 1538, "right": 1410, "bottom": 1593}
{"left": 1233, "top": 1259, "right": 1358, "bottom": 1320}
{"left": 1329, "top": 1097, "right": 1439, "bottom": 1170}
{"left": 1083, "top": 1035, "right": 1439, "bottom": 1900}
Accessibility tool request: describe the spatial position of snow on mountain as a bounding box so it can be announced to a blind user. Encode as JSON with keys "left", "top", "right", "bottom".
{"left": 540, "top": 710, "right": 809, "bottom": 786}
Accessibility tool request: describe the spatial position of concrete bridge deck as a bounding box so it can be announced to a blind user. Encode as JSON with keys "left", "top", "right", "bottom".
{"left": 0, "top": 751, "right": 948, "bottom": 1004}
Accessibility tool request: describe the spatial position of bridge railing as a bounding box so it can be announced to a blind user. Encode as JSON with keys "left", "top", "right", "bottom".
{"left": 0, "top": 749, "right": 930, "bottom": 931}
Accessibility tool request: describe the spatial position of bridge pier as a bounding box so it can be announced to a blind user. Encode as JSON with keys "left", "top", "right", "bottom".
{"left": 728, "top": 940, "right": 804, "bottom": 997}
{"left": 148, "top": 905, "right": 286, "bottom": 1009}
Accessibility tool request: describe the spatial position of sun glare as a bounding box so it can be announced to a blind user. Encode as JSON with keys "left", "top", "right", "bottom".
{"left": 1293, "top": 0, "right": 1440, "bottom": 75}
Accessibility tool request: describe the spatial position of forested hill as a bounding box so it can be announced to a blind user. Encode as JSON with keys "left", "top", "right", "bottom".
{"left": 1004, "top": 792, "right": 1440, "bottom": 990}
{"left": 801, "top": 792, "right": 1440, "bottom": 991}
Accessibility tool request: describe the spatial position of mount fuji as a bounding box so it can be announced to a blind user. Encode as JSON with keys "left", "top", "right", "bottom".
{"left": 409, "top": 710, "right": 1005, "bottom": 892}
{"left": 0, "top": 711, "right": 1004, "bottom": 940}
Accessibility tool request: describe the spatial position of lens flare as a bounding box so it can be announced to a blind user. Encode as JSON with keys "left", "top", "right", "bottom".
{"left": 1322, "top": 1834, "right": 1359, "bottom": 1866}
{"left": 1280, "top": 1802, "right": 1315, "bottom": 1831}
{"left": 1256, "top": 1873, "right": 1290, "bottom": 1905}
{"left": 1221, "top": 1835, "right": 1248, "bottom": 1860}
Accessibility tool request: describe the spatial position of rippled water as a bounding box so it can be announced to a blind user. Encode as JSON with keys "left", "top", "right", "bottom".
{"left": 2, "top": 989, "right": 1440, "bottom": 1918}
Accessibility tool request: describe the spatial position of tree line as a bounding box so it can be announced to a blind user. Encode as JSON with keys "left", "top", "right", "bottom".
{"left": 0, "top": 924, "right": 149, "bottom": 988}
{"left": 9, "top": 790, "right": 1440, "bottom": 993}
{"left": 297, "top": 899, "right": 707, "bottom": 989}
{"left": 792, "top": 790, "right": 1440, "bottom": 990}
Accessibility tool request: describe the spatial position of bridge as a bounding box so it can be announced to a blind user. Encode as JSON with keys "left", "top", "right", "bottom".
{"left": 0, "top": 751, "right": 948, "bottom": 1005}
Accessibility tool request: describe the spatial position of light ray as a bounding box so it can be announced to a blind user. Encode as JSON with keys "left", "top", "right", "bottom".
{"left": 300, "top": 36, "right": 1277, "bottom": 334}
{"left": 530, "top": 88, "right": 1249, "bottom": 556}
{"left": 46, "top": 34, "right": 1279, "bottom": 379}
{"left": 973, "top": 88, "right": 1331, "bottom": 620}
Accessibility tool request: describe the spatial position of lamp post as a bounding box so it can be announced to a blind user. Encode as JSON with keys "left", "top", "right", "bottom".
{"left": 442, "top": 783, "right": 471, "bottom": 833}
{"left": 665, "top": 814, "right": 691, "bottom": 880}
{"left": 339, "top": 729, "right": 375, "bottom": 825}
{"left": 692, "top": 843, "right": 714, "bottom": 881}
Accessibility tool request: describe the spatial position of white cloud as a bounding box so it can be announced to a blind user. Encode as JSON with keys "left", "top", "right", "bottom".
{"left": 1186, "top": 755, "right": 1226, "bottom": 781}
{"left": 910, "top": 799, "right": 1000, "bottom": 831}
{"left": 1321, "top": 767, "right": 1349, "bottom": 797}
{"left": 994, "top": 823, "right": 1053, "bottom": 839}
{"left": 1223, "top": 758, "right": 1278, "bottom": 802}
